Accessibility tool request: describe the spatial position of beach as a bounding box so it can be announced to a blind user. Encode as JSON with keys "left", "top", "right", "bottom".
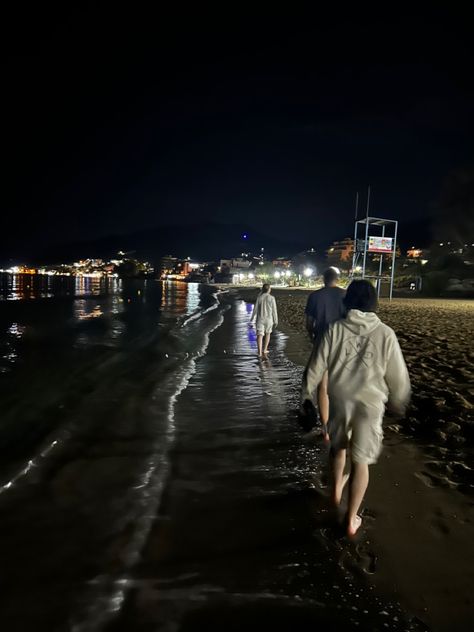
{"left": 237, "top": 287, "right": 474, "bottom": 630}
{"left": 0, "top": 281, "right": 473, "bottom": 630}
{"left": 244, "top": 289, "right": 474, "bottom": 450}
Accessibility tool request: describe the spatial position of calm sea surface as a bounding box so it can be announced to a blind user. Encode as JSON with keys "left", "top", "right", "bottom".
{"left": 0, "top": 273, "right": 221, "bottom": 471}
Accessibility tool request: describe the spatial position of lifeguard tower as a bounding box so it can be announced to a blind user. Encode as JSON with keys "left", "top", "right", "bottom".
{"left": 351, "top": 216, "right": 398, "bottom": 300}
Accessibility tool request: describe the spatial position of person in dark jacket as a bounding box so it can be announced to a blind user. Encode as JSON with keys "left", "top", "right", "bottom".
{"left": 304, "top": 267, "right": 346, "bottom": 437}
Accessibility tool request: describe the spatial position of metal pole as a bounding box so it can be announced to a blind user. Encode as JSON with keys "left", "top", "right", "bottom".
{"left": 361, "top": 186, "right": 371, "bottom": 280}
{"left": 377, "top": 224, "right": 385, "bottom": 297}
{"left": 350, "top": 193, "right": 360, "bottom": 279}
{"left": 352, "top": 219, "right": 359, "bottom": 277}
{"left": 362, "top": 219, "right": 369, "bottom": 279}
{"left": 390, "top": 221, "right": 398, "bottom": 300}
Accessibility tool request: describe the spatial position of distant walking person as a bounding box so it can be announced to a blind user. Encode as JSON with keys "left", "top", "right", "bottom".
{"left": 250, "top": 284, "right": 278, "bottom": 357}
{"left": 304, "top": 267, "right": 346, "bottom": 436}
{"left": 303, "top": 280, "right": 411, "bottom": 536}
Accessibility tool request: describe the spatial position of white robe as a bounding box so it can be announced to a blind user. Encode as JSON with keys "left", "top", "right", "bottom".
{"left": 303, "top": 309, "right": 411, "bottom": 418}
{"left": 250, "top": 293, "right": 278, "bottom": 329}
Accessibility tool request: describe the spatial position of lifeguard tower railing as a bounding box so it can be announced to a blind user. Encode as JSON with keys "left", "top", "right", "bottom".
{"left": 351, "top": 216, "right": 398, "bottom": 300}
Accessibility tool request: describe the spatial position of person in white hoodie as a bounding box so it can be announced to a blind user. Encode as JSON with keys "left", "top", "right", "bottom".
{"left": 302, "top": 280, "right": 410, "bottom": 537}
{"left": 250, "top": 283, "right": 278, "bottom": 356}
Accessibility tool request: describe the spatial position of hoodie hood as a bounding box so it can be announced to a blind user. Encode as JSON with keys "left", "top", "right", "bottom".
{"left": 343, "top": 309, "right": 381, "bottom": 335}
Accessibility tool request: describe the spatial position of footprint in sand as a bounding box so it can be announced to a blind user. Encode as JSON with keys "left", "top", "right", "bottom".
{"left": 356, "top": 543, "right": 378, "bottom": 574}
{"left": 432, "top": 518, "right": 450, "bottom": 535}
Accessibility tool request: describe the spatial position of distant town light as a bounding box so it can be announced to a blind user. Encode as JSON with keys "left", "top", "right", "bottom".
{"left": 242, "top": 233, "right": 248, "bottom": 239}
{"left": 304, "top": 267, "right": 313, "bottom": 277}
{"left": 274, "top": 271, "right": 281, "bottom": 279}
{"left": 248, "top": 273, "right": 255, "bottom": 279}
{"left": 285, "top": 270, "right": 291, "bottom": 277}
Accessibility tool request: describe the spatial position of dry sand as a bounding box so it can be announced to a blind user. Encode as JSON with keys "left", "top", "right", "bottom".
{"left": 236, "top": 288, "right": 474, "bottom": 630}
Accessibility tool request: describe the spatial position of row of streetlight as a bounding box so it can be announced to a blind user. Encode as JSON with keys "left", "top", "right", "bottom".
{"left": 273, "top": 268, "right": 315, "bottom": 279}
{"left": 234, "top": 267, "right": 318, "bottom": 284}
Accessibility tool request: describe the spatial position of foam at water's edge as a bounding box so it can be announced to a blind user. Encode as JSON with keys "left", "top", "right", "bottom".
{"left": 179, "top": 287, "right": 222, "bottom": 327}
{"left": 70, "top": 303, "right": 229, "bottom": 632}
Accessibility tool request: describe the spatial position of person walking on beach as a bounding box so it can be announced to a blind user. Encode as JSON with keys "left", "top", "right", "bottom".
{"left": 302, "top": 280, "right": 411, "bottom": 536}
{"left": 304, "top": 267, "right": 346, "bottom": 436}
{"left": 250, "top": 283, "right": 278, "bottom": 357}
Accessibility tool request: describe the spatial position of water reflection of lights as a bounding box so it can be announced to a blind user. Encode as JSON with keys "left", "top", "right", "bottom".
{"left": 186, "top": 283, "right": 200, "bottom": 315}
{"left": 8, "top": 323, "right": 26, "bottom": 338}
{"left": 161, "top": 281, "right": 188, "bottom": 315}
{"left": 0, "top": 273, "right": 120, "bottom": 301}
{"left": 74, "top": 299, "right": 87, "bottom": 320}
{"left": 77, "top": 305, "right": 104, "bottom": 320}
{"left": 1, "top": 323, "right": 25, "bottom": 368}
{"left": 110, "top": 294, "right": 122, "bottom": 315}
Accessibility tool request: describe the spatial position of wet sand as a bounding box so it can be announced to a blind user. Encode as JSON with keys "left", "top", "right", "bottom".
{"left": 238, "top": 288, "right": 474, "bottom": 630}
{"left": 111, "top": 295, "right": 422, "bottom": 631}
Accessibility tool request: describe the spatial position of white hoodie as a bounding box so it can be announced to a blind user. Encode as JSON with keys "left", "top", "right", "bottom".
{"left": 251, "top": 293, "right": 278, "bottom": 327}
{"left": 303, "top": 309, "right": 411, "bottom": 417}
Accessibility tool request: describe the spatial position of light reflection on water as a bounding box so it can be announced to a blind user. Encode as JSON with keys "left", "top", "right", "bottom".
{"left": 0, "top": 273, "right": 121, "bottom": 301}
{"left": 186, "top": 283, "right": 200, "bottom": 315}
{"left": 0, "top": 278, "right": 217, "bottom": 371}
{"left": 161, "top": 281, "right": 188, "bottom": 315}
{"left": 0, "top": 322, "right": 27, "bottom": 372}
{"left": 8, "top": 322, "right": 26, "bottom": 338}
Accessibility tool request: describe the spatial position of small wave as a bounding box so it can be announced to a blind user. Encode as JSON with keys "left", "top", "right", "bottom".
{"left": 69, "top": 298, "right": 227, "bottom": 631}
{"left": 180, "top": 289, "right": 221, "bottom": 328}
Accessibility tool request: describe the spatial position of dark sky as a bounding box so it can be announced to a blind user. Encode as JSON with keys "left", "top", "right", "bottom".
{"left": 2, "top": 8, "right": 473, "bottom": 260}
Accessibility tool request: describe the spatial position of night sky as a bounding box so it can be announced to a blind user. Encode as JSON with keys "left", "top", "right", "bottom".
{"left": 2, "top": 8, "right": 473, "bottom": 261}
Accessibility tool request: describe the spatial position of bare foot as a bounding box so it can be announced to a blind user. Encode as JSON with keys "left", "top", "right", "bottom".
{"left": 347, "top": 515, "right": 362, "bottom": 537}
{"left": 263, "top": 349, "right": 269, "bottom": 355}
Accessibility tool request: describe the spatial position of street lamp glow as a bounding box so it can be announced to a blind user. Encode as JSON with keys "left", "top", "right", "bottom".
{"left": 285, "top": 270, "right": 291, "bottom": 277}
{"left": 304, "top": 267, "right": 313, "bottom": 277}
{"left": 248, "top": 272, "right": 254, "bottom": 279}
{"left": 274, "top": 271, "right": 281, "bottom": 279}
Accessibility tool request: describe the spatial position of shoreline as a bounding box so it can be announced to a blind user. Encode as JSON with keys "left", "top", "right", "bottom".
{"left": 114, "top": 291, "right": 426, "bottom": 631}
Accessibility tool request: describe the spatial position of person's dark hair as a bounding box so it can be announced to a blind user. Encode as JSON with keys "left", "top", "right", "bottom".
{"left": 262, "top": 283, "right": 271, "bottom": 293}
{"left": 323, "top": 267, "right": 339, "bottom": 285}
{"left": 344, "top": 280, "right": 378, "bottom": 312}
